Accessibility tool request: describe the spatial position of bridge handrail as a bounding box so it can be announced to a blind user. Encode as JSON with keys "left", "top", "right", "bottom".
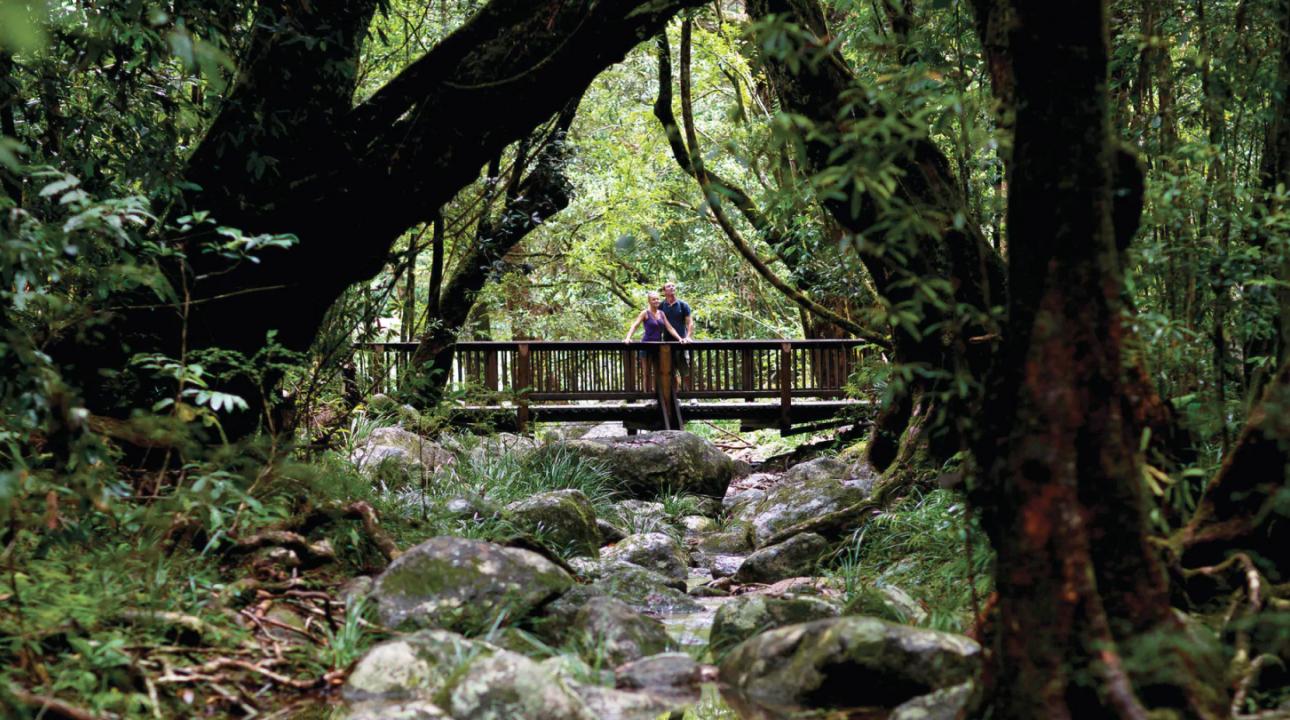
{"left": 355, "top": 339, "right": 869, "bottom": 351}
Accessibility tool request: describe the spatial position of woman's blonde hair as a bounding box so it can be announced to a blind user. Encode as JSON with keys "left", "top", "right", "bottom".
{"left": 646, "top": 291, "right": 660, "bottom": 301}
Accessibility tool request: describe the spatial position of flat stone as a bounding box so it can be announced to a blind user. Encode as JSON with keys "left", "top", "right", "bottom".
{"left": 558, "top": 431, "right": 734, "bottom": 499}
{"left": 615, "top": 652, "right": 702, "bottom": 690}
{"left": 734, "top": 533, "right": 829, "bottom": 584}
{"left": 602, "top": 533, "right": 689, "bottom": 583}
{"left": 371, "top": 536, "right": 572, "bottom": 632}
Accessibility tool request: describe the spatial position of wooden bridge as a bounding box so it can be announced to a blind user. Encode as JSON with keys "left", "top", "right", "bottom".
{"left": 352, "top": 339, "right": 870, "bottom": 434}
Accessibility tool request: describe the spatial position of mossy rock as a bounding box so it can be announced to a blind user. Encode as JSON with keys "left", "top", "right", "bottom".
{"left": 570, "top": 596, "right": 674, "bottom": 667}
{"left": 558, "top": 431, "right": 734, "bottom": 499}
{"left": 371, "top": 537, "right": 573, "bottom": 632}
{"left": 595, "top": 561, "right": 702, "bottom": 614}
{"left": 601, "top": 532, "right": 689, "bottom": 583}
{"left": 343, "top": 630, "right": 500, "bottom": 702}
{"left": 505, "top": 489, "right": 601, "bottom": 558}
{"left": 733, "top": 532, "right": 829, "bottom": 585}
{"left": 747, "top": 471, "right": 871, "bottom": 547}
{"left": 709, "top": 595, "right": 839, "bottom": 660}
{"left": 719, "top": 616, "right": 981, "bottom": 712}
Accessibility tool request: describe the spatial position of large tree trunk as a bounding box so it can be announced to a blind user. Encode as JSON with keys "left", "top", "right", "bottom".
{"left": 970, "top": 3, "right": 1223, "bottom": 717}
{"left": 746, "top": 0, "right": 1006, "bottom": 476}
{"left": 59, "top": 0, "right": 704, "bottom": 434}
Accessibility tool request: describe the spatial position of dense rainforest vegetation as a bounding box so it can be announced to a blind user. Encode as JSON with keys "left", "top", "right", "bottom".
{"left": 2, "top": 0, "right": 1290, "bottom": 718}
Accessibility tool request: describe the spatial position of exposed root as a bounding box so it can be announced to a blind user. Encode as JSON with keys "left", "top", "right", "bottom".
{"left": 3, "top": 682, "right": 108, "bottom": 720}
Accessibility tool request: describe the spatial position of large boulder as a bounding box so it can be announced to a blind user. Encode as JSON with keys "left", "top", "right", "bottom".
{"left": 746, "top": 470, "right": 872, "bottom": 547}
{"left": 719, "top": 617, "right": 981, "bottom": 712}
{"left": 351, "top": 427, "right": 454, "bottom": 478}
{"left": 733, "top": 532, "right": 829, "bottom": 584}
{"left": 559, "top": 431, "right": 734, "bottom": 499}
{"left": 505, "top": 489, "right": 601, "bottom": 558}
{"left": 709, "top": 595, "right": 840, "bottom": 660}
{"left": 570, "top": 596, "right": 673, "bottom": 666}
{"left": 602, "top": 533, "right": 689, "bottom": 583}
{"left": 371, "top": 537, "right": 572, "bottom": 632}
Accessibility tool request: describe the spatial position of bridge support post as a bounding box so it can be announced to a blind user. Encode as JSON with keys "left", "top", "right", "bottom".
{"left": 779, "top": 342, "right": 792, "bottom": 433}
{"left": 517, "top": 343, "right": 531, "bottom": 433}
{"left": 658, "top": 344, "right": 679, "bottom": 430}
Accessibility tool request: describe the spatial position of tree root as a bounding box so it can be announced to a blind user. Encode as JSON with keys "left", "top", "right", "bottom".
{"left": 3, "top": 682, "right": 107, "bottom": 720}
{"left": 341, "top": 501, "right": 401, "bottom": 562}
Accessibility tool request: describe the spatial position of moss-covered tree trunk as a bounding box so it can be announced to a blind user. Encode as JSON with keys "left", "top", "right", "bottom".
{"left": 970, "top": 3, "right": 1223, "bottom": 716}
{"left": 747, "top": 0, "right": 1006, "bottom": 476}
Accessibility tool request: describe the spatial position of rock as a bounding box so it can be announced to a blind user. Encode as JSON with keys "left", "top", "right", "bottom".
{"left": 342, "top": 700, "right": 450, "bottom": 720}
{"left": 615, "top": 652, "right": 702, "bottom": 691}
{"left": 686, "top": 495, "right": 725, "bottom": 517}
{"left": 747, "top": 472, "right": 871, "bottom": 547}
{"left": 733, "top": 533, "right": 829, "bottom": 584}
{"left": 782, "top": 456, "right": 850, "bottom": 483}
{"left": 688, "top": 584, "right": 730, "bottom": 598}
{"left": 352, "top": 427, "right": 453, "bottom": 478}
{"left": 505, "top": 489, "right": 601, "bottom": 558}
{"left": 344, "top": 630, "right": 498, "bottom": 701}
{"left": 341, "top": 576, "right": 373, "bottom": 608}
{"left": 843, "top": 584, "right": 928, "bottom": 625}
{"left": 559, "top": 431, "right": 734, "bottom": 499}
{"left": 371, "top": 537, "right": 572, "bottom": 632}
{"left": 567, "top": 556, "right": 602, "bottom": 580}
{"left": 575, "top": 686, "right": 696, "bottom": 720}
{"left": 443, "top": 494, "right": 501, "bottom": 521}
{"left": 694, "top": 524, "right": 753, "bottom": 554}
{"left": 723, "top": 487, "right": 766, "bottom": 523}
{"left": 570, "top": 596, "right": 673, "bottom": 666}
{"left": 597, "top": 518, "right": 627, "bottom": 544}
{"left": 596, "top": 561, "right": 703, "bottom": 614}
{"left": 680, "top": 515, "right": 716, "bottom": 536}
{"left": 732, "top": 459, "right": 754, "bottom": 478}
{"left": 466, "top": 433, "right": 539, "bottom": 465}
{"left": 446, "top": 649, "right": 594, "bottom": 720}
{"left": 889, "top": 682, "right": 974, "bottom": 720}
{"left": 709, "top": 595, "right": 840, "bottom": 660}
{"left": 708, "top": 554, "right": 745, "bottom": 579}
{"left": 602, "top": 533, "right": 689, "bottom": 583}
{"left": 719, "top": 617, "right": 981, "bottom": 711}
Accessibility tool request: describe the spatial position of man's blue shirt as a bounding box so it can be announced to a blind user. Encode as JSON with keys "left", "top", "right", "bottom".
{"left": 660, "top": 299, "right": 691, "bottom": 339}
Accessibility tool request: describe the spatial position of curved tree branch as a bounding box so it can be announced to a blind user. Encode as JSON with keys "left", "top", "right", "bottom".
{"left": 660, "top": 24, "right": 889, "bottom": 348}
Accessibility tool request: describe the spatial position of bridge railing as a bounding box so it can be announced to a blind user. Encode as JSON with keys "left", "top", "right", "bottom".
{"left": 353, "top": 339, "right": 864, "bottom": 403}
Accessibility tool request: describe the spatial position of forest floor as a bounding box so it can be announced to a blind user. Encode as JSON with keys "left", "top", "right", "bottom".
{"left": 2, "top": 417, "right": 990, "bottom": 719}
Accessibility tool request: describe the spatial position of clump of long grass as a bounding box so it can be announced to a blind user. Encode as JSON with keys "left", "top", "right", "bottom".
{"left": 363, "top": 436, "right": 619, "bottom": 558}
{"left": 829, "top": 488, "right": 993, "bottom": 633}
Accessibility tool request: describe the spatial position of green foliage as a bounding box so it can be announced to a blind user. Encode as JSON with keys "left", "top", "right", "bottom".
{"left": 829, "top": 488, "right": 992, "bottom": 633}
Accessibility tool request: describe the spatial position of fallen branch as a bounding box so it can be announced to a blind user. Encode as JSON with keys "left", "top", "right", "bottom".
{"left": 4, "top": 682, "right": 107, "bottom": 720}
{"left": 343, "top": 501, "right": 402, "bottom": 562}
{"left": 226, "top": 530, "right": 336, "bottom": 566}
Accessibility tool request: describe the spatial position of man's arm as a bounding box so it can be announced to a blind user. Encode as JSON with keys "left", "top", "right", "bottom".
{"left": 685, "top": 304, "right": 694, "bottom": 341}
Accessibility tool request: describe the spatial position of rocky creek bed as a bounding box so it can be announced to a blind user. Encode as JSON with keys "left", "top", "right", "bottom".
{"left": 295, "top": 424, "right": 981, "bottom": 719}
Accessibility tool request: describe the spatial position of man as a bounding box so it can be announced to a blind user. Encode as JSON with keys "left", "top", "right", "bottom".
{"left": 659, "top": 281, "right": 693, "bottom": 389}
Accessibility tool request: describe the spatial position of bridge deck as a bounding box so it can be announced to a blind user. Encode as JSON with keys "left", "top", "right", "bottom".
{"left": 353, "top": 339, "right": 870, "bottom": 433}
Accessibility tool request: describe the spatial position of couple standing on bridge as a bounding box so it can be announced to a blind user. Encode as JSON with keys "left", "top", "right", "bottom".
{"left": 623, "top": 281, "right": 694, "bottom": 388}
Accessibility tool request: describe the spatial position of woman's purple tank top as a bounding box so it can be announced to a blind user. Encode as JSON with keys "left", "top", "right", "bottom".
{"left": 641, "top": 311, "right": 665, "bottom": 341}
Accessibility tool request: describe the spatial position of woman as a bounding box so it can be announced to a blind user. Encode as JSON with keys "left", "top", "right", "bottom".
{"left": 624, "top": 291, "right": 684, "bottom": 381}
